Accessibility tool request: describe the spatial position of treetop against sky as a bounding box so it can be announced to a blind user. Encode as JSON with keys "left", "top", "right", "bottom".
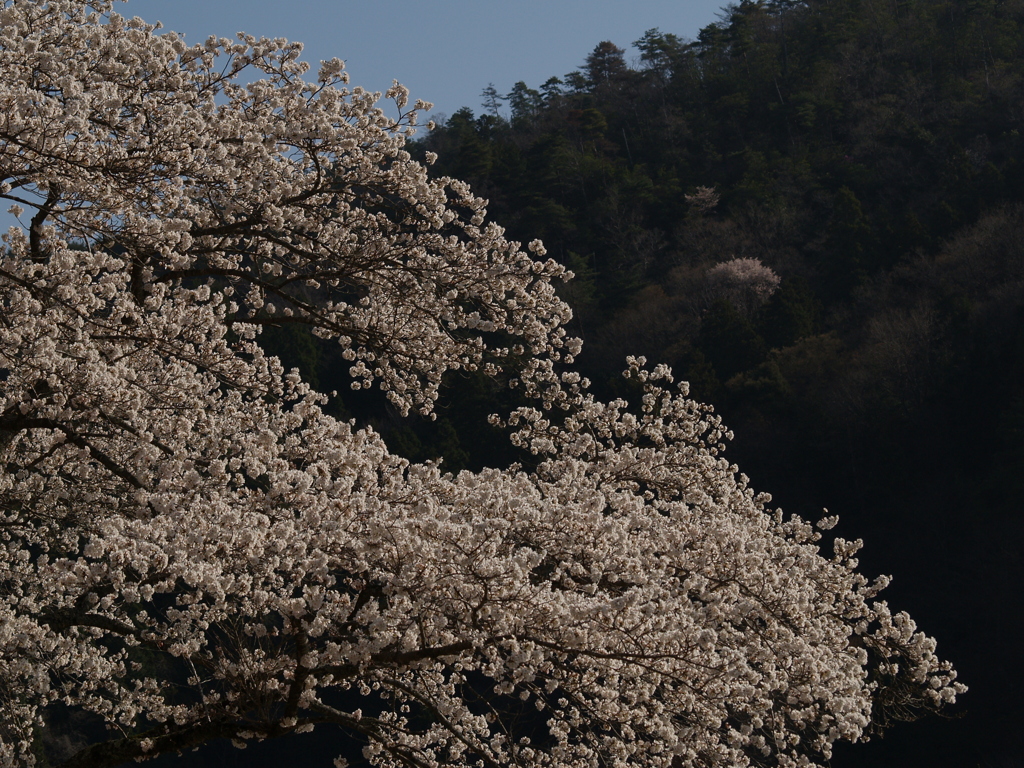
{"left": 122, "top": 0, "right": 728, "bottom": 118}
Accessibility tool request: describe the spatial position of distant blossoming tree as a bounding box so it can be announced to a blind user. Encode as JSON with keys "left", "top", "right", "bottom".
{"left": 0, "top": 2, "right": 962, "bottom": 767}
{"left": 705, "top": 257, "right": 782, "bottom": 317}
{"left": 684, "top": 186, "right": 720, "bottom": 215}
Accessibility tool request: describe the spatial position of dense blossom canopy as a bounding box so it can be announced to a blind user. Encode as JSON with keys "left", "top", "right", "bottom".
{"left": 0, "top": 2, "right": 962, "bottom": 767}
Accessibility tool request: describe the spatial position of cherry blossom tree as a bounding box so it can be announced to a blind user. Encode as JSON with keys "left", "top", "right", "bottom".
{"left": 0, "top": 2, "right": 963, "bottom": 767}
{"left": 704, "top": 258, "right": 781, "bottom": 318}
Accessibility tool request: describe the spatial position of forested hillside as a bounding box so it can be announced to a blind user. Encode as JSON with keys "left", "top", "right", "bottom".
{"left": 394, "top": 1, "right": 1022, "bottom": 765}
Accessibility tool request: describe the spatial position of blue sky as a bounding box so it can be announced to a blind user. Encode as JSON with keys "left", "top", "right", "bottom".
{"left": 121, "top": 0, "right": 729, "bottom": 121}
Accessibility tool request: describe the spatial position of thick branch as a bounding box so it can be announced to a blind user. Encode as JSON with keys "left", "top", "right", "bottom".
{"left": 58, "top": 720, "right": 241, "bottom": 768}
{"left": 318, "top": 639, "right": 475, "bottom": 680}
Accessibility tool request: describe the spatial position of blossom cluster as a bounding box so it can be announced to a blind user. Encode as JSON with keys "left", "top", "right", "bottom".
{"left": 704, "top": 257, "right": 782, "bottom": 317}
{"left": 0, "top": 3, "right": 962, "bottom": 767}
